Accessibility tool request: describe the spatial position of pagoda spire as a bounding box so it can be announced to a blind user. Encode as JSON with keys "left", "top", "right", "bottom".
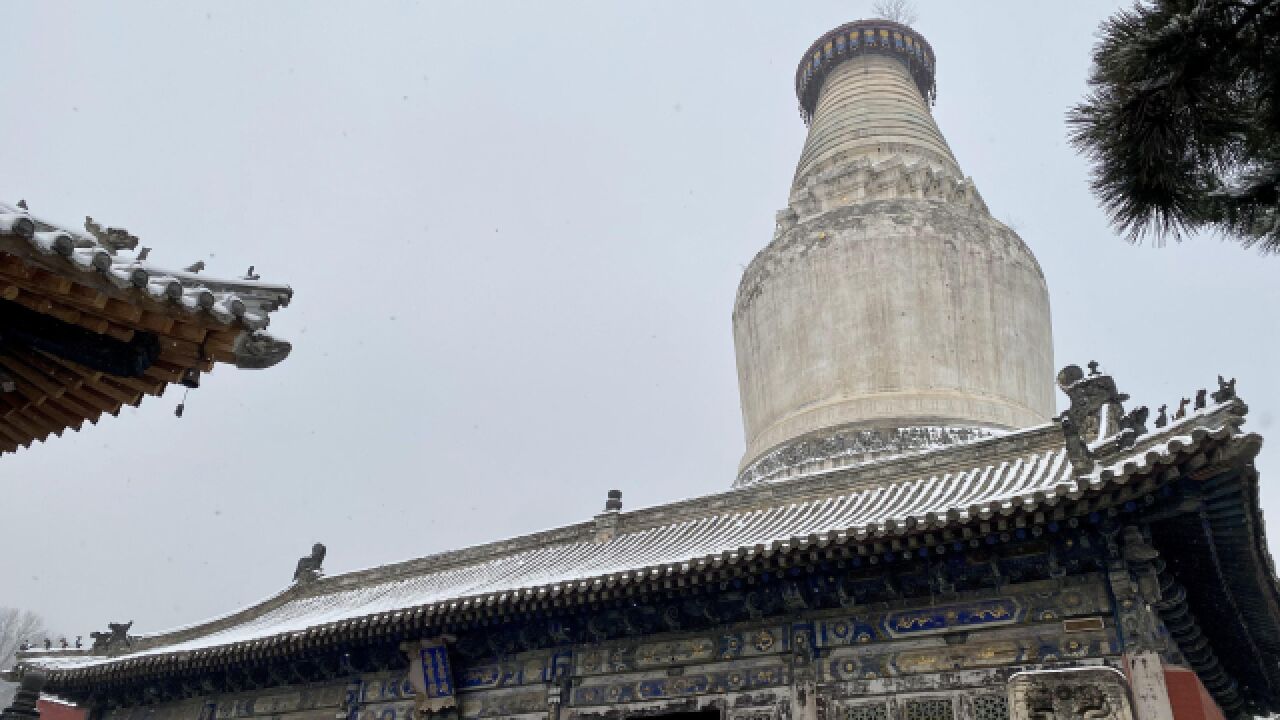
{"left": 792, "top": 21, "right": 959, "bottom": 195}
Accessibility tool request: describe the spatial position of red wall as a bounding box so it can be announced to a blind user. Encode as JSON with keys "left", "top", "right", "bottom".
{"left": 1164, "top": 665, "right": 1226, "bottom": 720}
{"left": 37, "top": 698, "right": 87, "bottom": 720}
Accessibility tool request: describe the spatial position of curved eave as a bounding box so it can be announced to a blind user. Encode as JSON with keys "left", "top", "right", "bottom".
{"left": 27, "top": 404, "right": 1259, "bottom": 692}
{"left": 1151, "top": 439, "right": 1280, "bottom": 716}
{"left": 0, "top": 205, "right": 291, "bottom": 335}
{"left": 0, "top": 204, "right": 293, "bottom": 454}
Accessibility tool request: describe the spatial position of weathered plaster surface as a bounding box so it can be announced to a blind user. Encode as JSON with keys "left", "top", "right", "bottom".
{"left": 733, "top": 54, "right": 1054, "bottom": 477}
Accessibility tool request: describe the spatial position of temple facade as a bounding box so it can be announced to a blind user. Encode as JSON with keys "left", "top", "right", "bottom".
{"left": 12, "top": 18, "right": 1280, "bottom": 720}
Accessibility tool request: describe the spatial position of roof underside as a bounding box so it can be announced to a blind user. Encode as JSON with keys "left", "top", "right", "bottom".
{"left": 0, "top": 202, "right": 291, "bottom": 453}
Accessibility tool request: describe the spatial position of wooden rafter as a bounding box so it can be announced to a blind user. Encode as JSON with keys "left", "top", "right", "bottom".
{"left": 0, "top": 213, "right": 290, "bottom": 454}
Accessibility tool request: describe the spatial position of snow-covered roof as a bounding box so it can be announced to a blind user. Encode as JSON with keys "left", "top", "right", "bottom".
{"left": 23, "top": 397, "right": 1256, "bottom": 683}
{"left": 0, "top": 202, "right": 290, "bottom": 333}
{"left": 0, "top": 200, "right": 293, "bottom": 454}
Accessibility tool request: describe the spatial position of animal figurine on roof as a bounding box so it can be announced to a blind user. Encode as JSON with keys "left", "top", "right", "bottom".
{"left": 1056, "top": 363, "right": 1129, "bottom": 445}
{"left": 89, "top": 621, "right": 133, "bottom": 654}
{"left": 294, "top": 542, "right": 327, "bottom": 584}
{"left": 1212, "top": 375, "right": 1237, "bottom": 403}
{"left": 109, "top": 621, "right": 133, "bottom": 646}
{"left": 84, "top": 216, "right": 139, "bottom": 252}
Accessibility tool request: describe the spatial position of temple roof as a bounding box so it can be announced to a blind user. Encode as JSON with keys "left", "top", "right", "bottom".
{"left": 21, "top": 390, "right": 1269, "bottom": 694}
{"left": 0, "top": 201, "right": 292, "bottom": 454}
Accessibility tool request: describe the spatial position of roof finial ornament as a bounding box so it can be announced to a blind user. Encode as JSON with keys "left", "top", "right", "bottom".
{"left": 1212, "top": 375, "right": 1237, "bottom": 403}
{"left": 293, "top": 542, "right": 327, "bottom": 585}
{"left": 1056, "top": 363, "right": 1129, "bottom": 443}
{"left": 1056, "top": 362, "right": 1144, "bottom": 467}
{"left": 84, "top": 216, "right": 139, "bottom": 253}
{"left": 233, "top": 331, "right": 293, "bottom": 370}
{"left": 1155, "top": 404, "right": 1168, "bottom": 428}
{"left": 89, "top": 621, "right": 133, "bottom": 655}
{"left": 16, "top": 199, "right": 27, "bottom": 210}
{"left": 1060, "top": 413, "right": 1094, "bottom": 473}
{"left": 1174, "top": 398, "right": 1190, "bottom": 420}
{"left": 872, "top": 0, "right": 918, "bottom": 25}
{"left": 1116, "top": 405, "right": 1149, "bottom": 450}
{"left": 604, "top": 489, "right": 622, "bottom": 512}
{"left": 1195, "top": 389, "right": 1207, "bottom": 410}
{"left": 243, "top": 265, "right": 261, "bottom": 281}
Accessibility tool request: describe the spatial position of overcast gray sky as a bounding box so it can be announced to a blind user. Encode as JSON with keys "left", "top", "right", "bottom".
{"left": 2, "top": 1, "right": 1277, "bottom": 643}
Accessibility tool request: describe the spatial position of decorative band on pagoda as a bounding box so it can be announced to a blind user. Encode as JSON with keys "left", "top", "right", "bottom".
{"left": 794, "top": 19, "right": 937, "bottom": 124}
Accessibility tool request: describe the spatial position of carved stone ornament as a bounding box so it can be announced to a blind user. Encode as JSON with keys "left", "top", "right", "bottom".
{"left": 1057, "top": 364, "right": 1129, "bottom": 443}
{"left": 89, "top": 621, "right": 134, "bottom": 655}
{"left": 1008, "top": 667, "right": 1135, "bottom": 720}
{"left": 84, "top": 216, "right": 139, "bottom": 253}
{"left": 1211, "top": 375, "right": 1237, "bottom": 404}
{"left": 402, "top": 637, "right": 458, "bottom": 716}
{"left": 1060, "top": 415, "right": 1094, "bottom": 474}
{"left": 293, "top": 543, "right": 326, "bottom": 584}
{"left": 1056, "top": 363, "right": 1143, "bottom": 470}
{"left": 1115, "top": 405, "right": 1149, "bottom": 450}
{"left": 234, "top": 331, "right": 293, "bottom": 370}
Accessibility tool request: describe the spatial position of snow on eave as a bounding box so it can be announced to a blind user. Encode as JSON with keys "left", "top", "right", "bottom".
{"left": 0, "top": 200, "right": 292, "bottom": 328}
{"left": 31, "top": 402, "right": 1252, "bottom": 682}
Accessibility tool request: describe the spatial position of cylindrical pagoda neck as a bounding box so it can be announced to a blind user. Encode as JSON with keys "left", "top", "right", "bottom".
{"left": 792, "top": 54, "right": 960, "bottom": 196}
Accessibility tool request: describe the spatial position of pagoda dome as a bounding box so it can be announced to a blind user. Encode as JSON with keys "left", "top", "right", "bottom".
{"left": 732, "top": 20, "right": 1055, "bottom": 487}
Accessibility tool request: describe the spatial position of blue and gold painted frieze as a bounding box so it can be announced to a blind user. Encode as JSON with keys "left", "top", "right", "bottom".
{"left": 457, "top": 649, "right": 571, "bottom": 691}
{"left": 824, "top": 626, "right": 1117, "bottom": 681}
{"left": 573, "top": 664, "right": 790, "bottom": 706}
{"left": 356, "top": 677, "right": 549, "bottom": 720}
{"left": 796, "top": 19, "right": 937, "bottom": 120}
{"left": 356, "top": 702, "right": 415, "bottom": 720}
{"left": 206, "top": 685, "right": 346, "bottom": 719}
{"left": 343, "top": 580, "right": 1113, "bottom": 718}
{"left": 575, "top": 625, "right": 790, "bottom": 676}
{"left": 360, "top": 675, "right": 414, "bottom": 704}
{"left": 355, "top": 674, "right": 416, "bottom": 720}
{"left": 809, "top": 582, "right": 1108, "bottom": 649}
{"left": 883, "top": 598, "right": 1020, "bottom": 637}
{"left": 459, "top": 687, "right": 550, "bottom": 719}
{"left": 101, "top": 685, "right": 346, "bottom": 720}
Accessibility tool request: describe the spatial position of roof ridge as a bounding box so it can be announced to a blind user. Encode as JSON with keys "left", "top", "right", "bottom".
{"left": 0, "top": 200, "right": 293, "bottom": 313}
{"left": 22, "top": 399, "right": 1250, "bottom": 679}
{"left": 109, "top": 422, "right": 1067, "bottom": 651}
{"left": 306, "top": 422, "right": 1065, "bottom": 588}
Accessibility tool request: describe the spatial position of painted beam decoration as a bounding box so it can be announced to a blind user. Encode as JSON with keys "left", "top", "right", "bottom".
{"left": 884, "top": 598, "right": 1020, "bottom": 637}
{"left": 793, "top": 19, "right": 938, "bottom": 122}
{"left": 404, "top": 639, "right": 456, "bottom": 715}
